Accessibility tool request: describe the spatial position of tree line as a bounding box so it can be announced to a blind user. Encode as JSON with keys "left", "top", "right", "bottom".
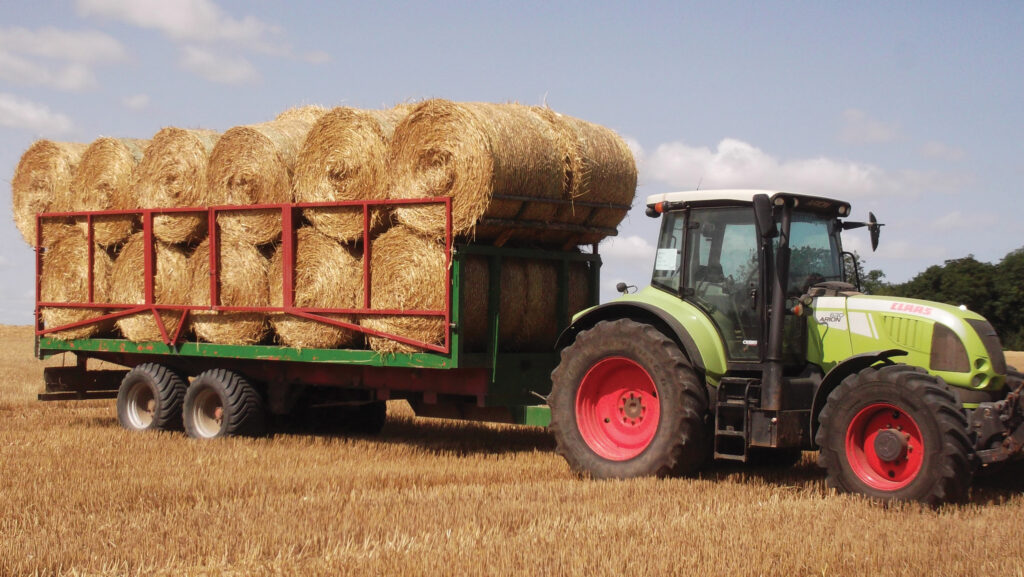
{"left": 851, "top": 248, "right": 1024, "bottom": 350}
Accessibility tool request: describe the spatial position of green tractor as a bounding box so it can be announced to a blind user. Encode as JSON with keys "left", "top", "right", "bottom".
{"left": 549, "top": 190, "right": 1022, "bottom": 505}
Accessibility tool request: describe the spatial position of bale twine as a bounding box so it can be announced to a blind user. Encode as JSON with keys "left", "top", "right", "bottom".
{"left": 268, "top": 227, "right": 363, "bottom": 349}
{"left": 67, "top": 137, "right": 148, "bottom": 247}
{"left": 207, "top": 115, "right": 319, "bottom": 245}
{"left": 11, "top": 141, "right": 88, "bottom": 246}
{"left": 293, "top": 106, "right": 409, "bottom": 243}
{"left": 106, "top": 232, "right": 191, "bottom": 342}
{"left": 39, "top": 224, "right": 114, "bottom": 339}
{"left": 275, "top": 105, "right": 329, "bottom": 124}
{"left": 361, "top": 226, "right": 448, "bottom": 353}
{"left": 188, "top": 238, "right": 269, "bottom": 344}
{"left": 388, "top": 100, "right": 565, "bottom": 239}
{"left": 135, "top": 128, "right": 219, "bottom": 244}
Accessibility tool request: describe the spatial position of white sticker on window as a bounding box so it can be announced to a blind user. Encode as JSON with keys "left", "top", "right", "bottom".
{"left": 655, "top": 248, "right": 678, "bottom": 271}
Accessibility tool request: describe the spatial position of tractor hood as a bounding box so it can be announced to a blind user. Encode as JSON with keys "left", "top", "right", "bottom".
{"left": 809, "top": 293, "right": 1007, "bottom": 392}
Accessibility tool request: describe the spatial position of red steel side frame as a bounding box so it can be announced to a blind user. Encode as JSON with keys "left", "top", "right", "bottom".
{"left": 35, "top": 198, "right": 453, "bottom": 353}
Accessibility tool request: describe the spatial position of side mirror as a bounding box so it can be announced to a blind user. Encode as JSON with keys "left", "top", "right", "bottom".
{"left": 753, "top": 194, "right": 777, "bottom": 239}
{"left": 868, "top": 212, "right": 882, "bottom": 252}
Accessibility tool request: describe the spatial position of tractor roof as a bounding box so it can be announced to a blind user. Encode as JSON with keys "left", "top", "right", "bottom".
{"left": 645, "top": 189, "right": 851, "bottom": 216}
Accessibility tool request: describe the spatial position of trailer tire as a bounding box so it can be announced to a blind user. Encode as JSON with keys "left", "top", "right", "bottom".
{"left": 816, "top": 364, "right": 974, "bottom": 505}
{"left": 116, "top": 363, "right": 187, "bottom": 432}
{"left": 184, "top": 369, "right": 266, "bottom": 439}
{"left": 549, "top": 319, "right": 710, "bottom": 479}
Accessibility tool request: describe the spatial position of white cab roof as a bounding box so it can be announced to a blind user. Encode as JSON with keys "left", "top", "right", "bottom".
{"left": 645, "top": 189, "right": 850, "bottom": 215}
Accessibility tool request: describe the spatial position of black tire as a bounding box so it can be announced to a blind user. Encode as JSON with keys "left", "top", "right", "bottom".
{"left": 116, "top": 363, "right": 188, "bottom": 432}
{"left": 549, "top": 318, "right": 710, "bottom": 479}
{"left": 183, "top": 369, "right": 266, "bottom": 439}
{"left": 816, "top": 364, "right": 974, "bottom": 505}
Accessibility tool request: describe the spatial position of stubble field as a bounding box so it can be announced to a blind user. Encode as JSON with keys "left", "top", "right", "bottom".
{"left": 2, "top": 324, "right": 1024, "bottom": 576}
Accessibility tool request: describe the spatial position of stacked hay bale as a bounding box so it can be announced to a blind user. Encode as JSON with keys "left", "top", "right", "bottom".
{"left": 188, "top": 238, "right": 269, "bottom": 345}
{"left": 106, "top": 232, "right": 191, "bottom": 341}
{"left": 38, "top": 224, "right": 114, "bottom": 339}
{"left": 361, "top": 226, "right": 448, "bottom": 353}
{"left": 12, "top": 101, "right": 626, "bottom": 350}
{"left": 207, "top": 109, "right": 325, "bottom": 246}
{"left": 268, "top": 227, "right": 363, "bottom": 349}
{"left": 293, "top": 106, "right": 409, "bottom": 243}
{"left": 69, "top": 137, "right": 148, "bottom": 247}
{"left": 12, "top": 141, "right": 89, "bottom": 245}
{"left": 134, "top": 128, "right": 220, "bottom": 244}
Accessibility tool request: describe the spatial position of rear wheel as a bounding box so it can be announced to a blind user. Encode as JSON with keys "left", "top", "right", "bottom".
{"left": 549, "top": 319, "right": 710, "bottom": 479}
{"left": 816, "top": 364, "right": 973, "bottom": 505}
{"left": 183, "top": 369, "right": 266, "bottom": 439}
{"left": 116, "top": 363, "right": 187, "bottom": 431}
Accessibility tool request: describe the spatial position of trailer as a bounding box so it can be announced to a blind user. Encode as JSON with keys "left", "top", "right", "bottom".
{"left": 34, "top": 197, "right": 604, "bottom": 437}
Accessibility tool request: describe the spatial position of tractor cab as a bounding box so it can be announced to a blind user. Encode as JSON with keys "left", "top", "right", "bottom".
{"left": 645, "top": 190, "right": 852, "bottom": 366}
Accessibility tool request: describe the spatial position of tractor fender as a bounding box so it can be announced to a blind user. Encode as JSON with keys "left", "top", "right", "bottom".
{"left": 808, "top": 348, "right": 908, "bottom": 441}
{"left": 555, "top": 302, "right": 708, "bottom": 373}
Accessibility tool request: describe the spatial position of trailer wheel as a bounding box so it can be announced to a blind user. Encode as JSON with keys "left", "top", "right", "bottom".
{"left": 816, "top": 364, "right": 974, "bottom": 505}
{"left": 549, "top": 319, "right": 710, "bottom": 479}
{"left": 184, "top": 369, "right": 266, "bottom": 439}
{"left": 116, "top": 363, "right": 187, "bottom": 432}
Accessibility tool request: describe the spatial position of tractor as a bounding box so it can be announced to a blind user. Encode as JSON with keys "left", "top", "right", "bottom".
{"left": 549, "top": 190, "right": 1024, "bottom": 505}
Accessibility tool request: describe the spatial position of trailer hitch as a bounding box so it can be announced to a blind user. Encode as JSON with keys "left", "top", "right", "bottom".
{"left": 971, "top": 374, "right": 1024, "bottom": 465}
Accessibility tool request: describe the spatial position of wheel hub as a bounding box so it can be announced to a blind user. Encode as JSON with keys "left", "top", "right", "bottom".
{"left": 873, "top": 428, "right": 909, "bottom": 462}
{"left": 620, "top": 393, "right": 645, "bottom": 421}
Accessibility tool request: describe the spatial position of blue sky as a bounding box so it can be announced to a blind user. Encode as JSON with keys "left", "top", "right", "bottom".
{"left": 2, "top": 1, "right": 1022, "bottom": 324}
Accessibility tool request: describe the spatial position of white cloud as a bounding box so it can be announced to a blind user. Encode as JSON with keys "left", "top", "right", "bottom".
{"left": 840, "top": 109, "right": 900, "bottom": 144}
{"left": 643, "top": 138, "right": 893, "bottom": 198}
{"left": 0, "top": 92, "right": 73, "bottom": 134}
{"left": 921, "top": 141, "right": 965, "bottom": 162}
{"left": 0, "top": 27, "right": 127, "bottom": 63}
{"left": 122, "top": 93, "right": 150, "bottom": 110}
{"left": 76, "top": 0, "right": 280, "bottom": 49}
{"left": 303, "top": 50, "right": 330, "bottom": 64}
{"left": 180, "top": 45, "right": 259, "bottom": 84}
{"left": 931, "top": 210, "right": 998, "bottom": 231}
{"left": 0, "top": 27, "right": 127, "bottom": 91}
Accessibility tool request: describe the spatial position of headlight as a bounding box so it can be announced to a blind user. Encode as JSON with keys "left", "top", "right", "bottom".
{"left": 931, "top": 323, "right": 969, "bottom": 373}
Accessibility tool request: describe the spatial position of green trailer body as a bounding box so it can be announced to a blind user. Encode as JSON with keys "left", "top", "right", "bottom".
{"left": 36, "top": 243, "right": 600, "bottom": 428}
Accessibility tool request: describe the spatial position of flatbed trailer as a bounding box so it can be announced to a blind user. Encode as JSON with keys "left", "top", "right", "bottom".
{"left": 34, "top": 198, "right": 605, "bottom": 432}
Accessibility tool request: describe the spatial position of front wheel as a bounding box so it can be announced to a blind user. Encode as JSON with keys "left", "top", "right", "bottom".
{"left": 816, "top": 364, "right": 974, "bottom": 505}
{"left": 549, "top": 319, "right": 710, "bottom": 479}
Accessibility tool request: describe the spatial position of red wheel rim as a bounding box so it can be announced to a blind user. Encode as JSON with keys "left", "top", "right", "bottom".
{"left": 844, "top": 402, "right": 924, "bottom": 491}
{"left": 575, "top": 356, "right": 661, "bottom": 461}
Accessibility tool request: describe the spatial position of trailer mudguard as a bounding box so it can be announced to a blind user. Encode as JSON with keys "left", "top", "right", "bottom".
{"left": 554, "top": 296, "right": 729, "bottom": 378}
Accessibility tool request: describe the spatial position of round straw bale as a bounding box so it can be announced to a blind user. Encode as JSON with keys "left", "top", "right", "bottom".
{"left": 208, "top": 116, "right": 319, "bottom": 245}
{"left": 188, "top": 238, "right": 269, "bottom": 344}
{"left": 11, "top": 141, "right": 88, "bottom": 246}
{"left": 293, "top": 107, "right": 409, "bottom": 243}
{"left": 67, "top": 137, "right": 148, "bottom": 247}
{"left": 518, "top": 260, "right": 560, "bottom": 349}
{"left": 458, "top": 255, "right": 490, "bottom": 349}
{"left": 275, "top": 105, "right": 329, "bottom": 124}
{"left": 388, "top": 100, "right": 565, "bottom": 239}
{"left": 39, "top": 224, "right": 114, "bottom": 339}
{"left": 457, "top": 256, "right": 530, "bottom": 352}
{"left": 135, "top": 128, "right": 219, "bottom": 244}
{"left": 268, "top": 227, "right": 363, "bottom": 349}
{"left": 361, "top": 226, "right": 448, "bottom": 353}
{"left": 106, "top": 232, "right": 191, "bottom": 342}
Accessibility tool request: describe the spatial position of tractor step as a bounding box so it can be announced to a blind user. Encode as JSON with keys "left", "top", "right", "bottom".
{"left": 713, "top": 377, "right": 760, "bottom": 461}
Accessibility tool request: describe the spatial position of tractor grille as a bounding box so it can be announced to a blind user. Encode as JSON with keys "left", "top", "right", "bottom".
{"left": 967, "top": 319, "right": 1007, "bottom": 374}
{"left": 883, "top": 315, "right": 923, "bottom": 349}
